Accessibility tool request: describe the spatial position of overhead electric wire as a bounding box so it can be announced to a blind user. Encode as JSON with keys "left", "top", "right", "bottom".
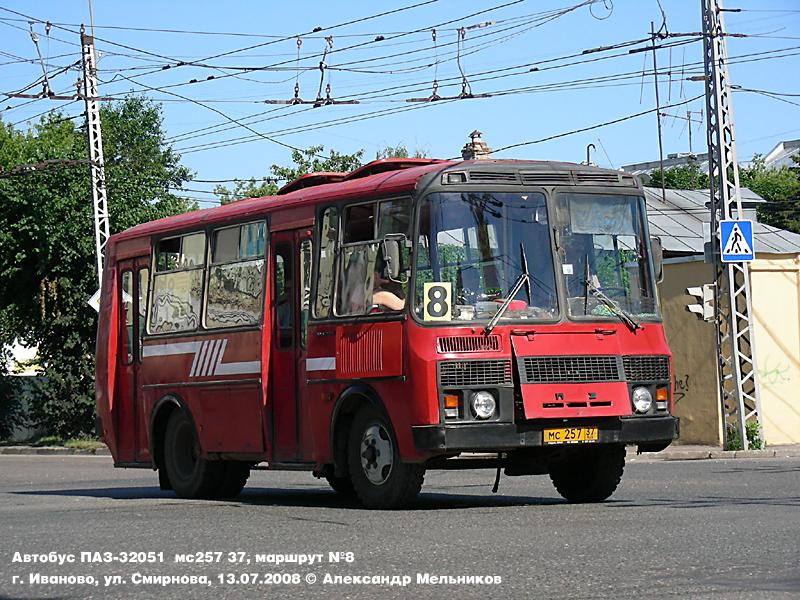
{"left": 103, "top": 70, "right": 316, "bottom": 155}
{"left": 70, "top": 0, "right": 537, "bottom": 97}
{"left": 490, "top": 94, "right": 704, "bottom": 155}
{"left": 163, "top": 33, "right": 674, "bottom": 145}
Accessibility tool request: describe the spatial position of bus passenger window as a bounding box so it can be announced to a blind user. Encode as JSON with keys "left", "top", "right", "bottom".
{"left": 121, "top": 270, "right": 134, "bottom": 364}
{"left": 343, "top": 203, "right": 376, "bottom": 243}
{"left": 314, "top": 207, "right": 338, "bottom": 319}
{"left": 275, "top": 244, "right": 293, "bottom": 348}
{"left": 205, "top": 221, "right": 266, "bottom": 329}
{"left": 150, "top": 232, "right": 206, "bottom": 334}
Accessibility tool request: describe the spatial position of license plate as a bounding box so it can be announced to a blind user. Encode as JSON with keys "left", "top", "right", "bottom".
{"left": 542, "top": 427, "right": 598, "bottom": 444}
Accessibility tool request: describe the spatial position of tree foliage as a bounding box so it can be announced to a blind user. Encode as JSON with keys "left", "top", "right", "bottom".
{"left": 648, "top": 155, "right": 800, "bottom": 235}
{"left": 0, "top": 97, "right": 194, "bottom": 437}
{"left": 215, "top": 145, "right": 365, "bottom": 204}
{"left": 648, "top": 161, "right": 709, "bottom": 190}
{"left": 740, "top": 155, "right": 800, "bottom": 234}
{"left": 375, "top": 144, "right": 428, "bottom": 160}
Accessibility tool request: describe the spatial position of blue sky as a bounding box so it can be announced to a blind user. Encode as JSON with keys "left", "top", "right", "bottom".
{"left": 1, "top": 1, "right": 798, "bottom": 205}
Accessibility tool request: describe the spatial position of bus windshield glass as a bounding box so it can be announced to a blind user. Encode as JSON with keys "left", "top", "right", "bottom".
{"left": 414, "top": 192, "right": 558, "bottom": 322}
{"left": 556, "top": 192, "right": 658, "bottom": 320}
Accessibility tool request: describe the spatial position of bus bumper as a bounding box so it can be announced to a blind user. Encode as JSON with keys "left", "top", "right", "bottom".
{"left": 412, "top": 416, "right": 679, "bottom": 453}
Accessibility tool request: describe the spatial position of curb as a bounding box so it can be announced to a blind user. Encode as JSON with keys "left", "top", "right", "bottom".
{"left": 0, "top": 445, "right": 110, "bottom": 456}
{"left": 630, "top": 446, "right": 800, "bottom": 461}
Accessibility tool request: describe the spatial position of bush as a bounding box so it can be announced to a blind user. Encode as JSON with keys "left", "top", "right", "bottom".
{"left": 27, "top": 353, "right": 95, "bottom": 439}
{"left": 0, "top": 375, "right": 25, "bottom": 440}
{"left": 725, "top": 421, "right": 764, "bottom": 450}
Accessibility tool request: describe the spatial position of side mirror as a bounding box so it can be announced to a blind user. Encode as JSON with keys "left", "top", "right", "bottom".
{"left": 650, "top": 236, "right": 664, "bottom": 283}
{"left": 380, "top": 235, "right": 407, "bottom": 282}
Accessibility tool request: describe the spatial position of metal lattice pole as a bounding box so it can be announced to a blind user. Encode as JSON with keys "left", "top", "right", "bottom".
{"left": 701, "top": 0, "right": 764, "bottom": 450}
{"left": 81, "top": 24, "right": 110, "bottom": 289}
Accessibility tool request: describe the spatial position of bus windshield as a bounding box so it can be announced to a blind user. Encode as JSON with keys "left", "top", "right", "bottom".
{"left": 414, "top": 192, "right": 558, "bottom": 322}
{"left": 555, "top": 192, "right": 658, "bottom": 320}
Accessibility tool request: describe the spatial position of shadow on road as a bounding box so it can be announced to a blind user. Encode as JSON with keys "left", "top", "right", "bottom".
{"left": 12, "top": 485, "right": 564, "bottom": 510}
{"left": 609, "top": 495, "right": 800, "bottom": 509}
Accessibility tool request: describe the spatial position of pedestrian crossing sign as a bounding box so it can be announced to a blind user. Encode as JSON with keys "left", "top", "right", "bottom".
{"left": 719, "top": 219, "right": 754, "bottom": 263}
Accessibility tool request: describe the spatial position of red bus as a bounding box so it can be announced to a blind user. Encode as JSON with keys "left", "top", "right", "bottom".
{"left": 96, "top": 158, "right": 678, "bottom": 508}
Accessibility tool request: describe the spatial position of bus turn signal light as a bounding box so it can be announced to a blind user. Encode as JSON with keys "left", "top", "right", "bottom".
{"left": 444, "top": 394, "right": 459, "bottom": 419}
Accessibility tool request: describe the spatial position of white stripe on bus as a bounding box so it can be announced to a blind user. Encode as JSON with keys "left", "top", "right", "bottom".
{"left": 306, "top": 357, "right": 336, "bottom": 372}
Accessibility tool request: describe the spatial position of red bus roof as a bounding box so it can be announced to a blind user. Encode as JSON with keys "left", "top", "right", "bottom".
{"left": 114, "top": 158, "right": 453, "bottom": 242}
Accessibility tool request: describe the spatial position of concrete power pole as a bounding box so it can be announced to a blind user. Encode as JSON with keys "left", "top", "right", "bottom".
{"left": 80, "top": 24, "right": 110, "bottom": 290}
{"left": 700, "top": 0, "right": 763, "bottom": 449}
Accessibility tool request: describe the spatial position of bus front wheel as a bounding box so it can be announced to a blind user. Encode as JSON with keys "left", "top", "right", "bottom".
{"left": 163, "top": 410, "right": 223, "bottom": 499}
{"left": 549, "top": 444, "right": 625, "bottom": 503}
{"left": 346, "top": 406, "right": 424, "bottom": 509}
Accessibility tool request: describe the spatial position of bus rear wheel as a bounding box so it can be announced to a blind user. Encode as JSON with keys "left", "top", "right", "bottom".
{"left": 549, "top": 444, "right": 625, "bottom": 503}
{"left": 216, "top": 462, "right": 250, "bottom": 498}
{"left": 163, "top": 410, "right": 222, "bottom": 499}
{"left": 346, "top": 406, "right": 424, "bottom": 509}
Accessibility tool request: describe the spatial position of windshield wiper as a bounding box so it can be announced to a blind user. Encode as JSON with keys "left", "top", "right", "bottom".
{"left": 483, "top": 272, "right": 529, "bottom": 335}
{"left": 584, "top": 276, "right": 641, "bottom": 333}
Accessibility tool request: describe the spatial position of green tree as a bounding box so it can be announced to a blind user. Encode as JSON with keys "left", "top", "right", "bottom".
{"left": 649, "top": 161, "right": 709, "bottom": 190}
{"left": 740, "top": 154, "right": 800, "bottom": 234}
{"left": 215, "top": 145, "right": 365, "bottom": 203}
{"left": 375, "top": 144, "right": 428, "bottom": 160}
{"left": 214, "top": 177, "right": 278, "bottom": 205}
{"left": 0, "top": 97, "right": 194, "bottom": 437}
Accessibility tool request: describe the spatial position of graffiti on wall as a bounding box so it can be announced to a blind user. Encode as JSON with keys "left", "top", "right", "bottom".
{"left": 673, "top": 373, "right": 690, "bottom": 404}
{"left": 758, "top": 355, "right": 792, "bottom": 387}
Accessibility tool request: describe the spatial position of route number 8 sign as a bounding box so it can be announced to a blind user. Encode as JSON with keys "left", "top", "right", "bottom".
{"left": 423, "top": 282, "right": 452, "bottom": 321}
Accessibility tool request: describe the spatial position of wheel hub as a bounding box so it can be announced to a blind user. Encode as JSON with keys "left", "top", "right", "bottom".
{"left": 360, "top": 424, "right": 393, "bottom": 485}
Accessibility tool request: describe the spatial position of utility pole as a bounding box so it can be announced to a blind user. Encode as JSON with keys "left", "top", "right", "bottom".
{"left": 81, "top": 24, "right": 110, "bottom": 290}
{"left": 700, "top": 0, "right": 763, "bottom": 450}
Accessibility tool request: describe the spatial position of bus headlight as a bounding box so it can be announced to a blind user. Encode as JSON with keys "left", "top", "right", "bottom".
{"left": 471, "top": 391, "right": 497, "bottom": 420}
{"left": 632, "top": 387, "right": 653, "bottom": 414}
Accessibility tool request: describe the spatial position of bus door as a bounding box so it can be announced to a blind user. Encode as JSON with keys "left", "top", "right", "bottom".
{"left": 115, "top": 257, "right": 150, "bottom": 463}
{"left": 270, "top": 229, "right": 313, "bottom": 462}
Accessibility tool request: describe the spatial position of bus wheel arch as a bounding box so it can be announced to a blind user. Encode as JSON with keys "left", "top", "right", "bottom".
{"left": 328, "top": 384, "right": 386, "bottom": 479}
{"left": 149, "top": 394, "right": 188, "bottom": 483}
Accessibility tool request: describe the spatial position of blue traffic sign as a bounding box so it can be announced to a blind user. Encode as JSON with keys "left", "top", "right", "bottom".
{"left": 719, "top": 219, "right": 754, "bottom": 262}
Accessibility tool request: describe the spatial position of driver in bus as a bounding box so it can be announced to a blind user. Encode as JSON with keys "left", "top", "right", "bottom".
{"left": 371, "top": 254, "right": 405, "bottom": 312}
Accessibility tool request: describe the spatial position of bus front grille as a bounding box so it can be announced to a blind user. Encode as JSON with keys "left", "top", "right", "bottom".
{"left": 520, "top": 356, "right": 621, "bottom": 383}
{"left": 622, "top": 355, "right": 670, "bottom": 381}
{"left": 438, "top": 360, "right": 513, "bottom": 388}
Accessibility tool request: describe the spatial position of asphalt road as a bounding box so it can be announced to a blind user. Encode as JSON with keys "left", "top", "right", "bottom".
{"left": 0, "top": 454, "right": 798, "bottom": 600}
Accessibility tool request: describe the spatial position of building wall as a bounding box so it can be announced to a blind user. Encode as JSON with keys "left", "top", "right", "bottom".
{"left": 750, "top": 254, "right": 800, "bottom": 445}
{"left": 659, "top": 260, "right": 722, "bottom": 445}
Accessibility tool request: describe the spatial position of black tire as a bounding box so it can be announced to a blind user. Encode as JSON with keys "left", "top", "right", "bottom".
{"left": 163, "top": 410, "right": 223, "bottom": 499}
{"left": 346, "top": 406, "right": 424, "bottom": 509}
{"left": 325, "top": 474, "right": 356, "bottom": 499}
{"left": 215, "top": 462, "right": 250, "bottom": 499}
{"left": 549, "top": 444, "right": 626, "bottom": 503}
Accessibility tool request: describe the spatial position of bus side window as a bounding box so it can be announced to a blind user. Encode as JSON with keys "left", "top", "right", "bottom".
{"left": 275, "top": 243, "right": 293, "bottom": 348}
{"left": 205, "top": 221, "right": 266, "bottom": 329}
{"left": 314, "top": 207, "right": 338, "bottom": 319}
{"left": 121, "top": 270, "right": 134, "bottom": 364}
{"left": 299, "top": 239, "right": 312, "bottom": 348}
{"left": 150, "top": 232, "right": 206, "bottom": 334}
